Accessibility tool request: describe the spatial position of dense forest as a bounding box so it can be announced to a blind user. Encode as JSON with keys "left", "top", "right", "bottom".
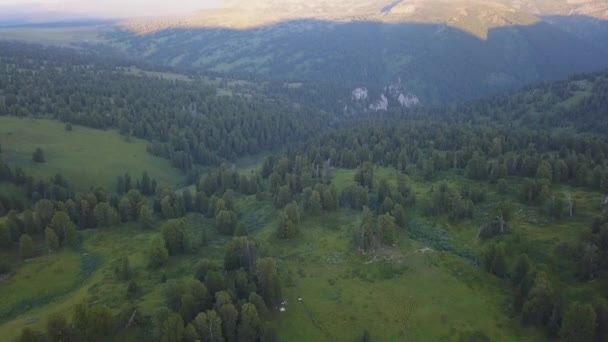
{"left": 1, "top": 40, "right": 608, "bottom": 341}
{"left": 0, "top": 41, "right": 330, "bottom": 172}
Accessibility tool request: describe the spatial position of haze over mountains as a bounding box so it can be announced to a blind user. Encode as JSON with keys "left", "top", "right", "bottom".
{"left": 2, "top": 0, "right": 608, "bottom": 105}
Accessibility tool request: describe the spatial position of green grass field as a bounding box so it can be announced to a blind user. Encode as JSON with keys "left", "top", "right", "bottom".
{"left": 0, "top": 117, "right": 185, "bottom": 191}
{"left": 0, "top": 26, "right": 104, "bottom": 45}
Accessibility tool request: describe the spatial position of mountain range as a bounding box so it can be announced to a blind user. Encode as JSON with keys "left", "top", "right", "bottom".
{"left": 2, "top": 0, "right": 608, "bottom": 104}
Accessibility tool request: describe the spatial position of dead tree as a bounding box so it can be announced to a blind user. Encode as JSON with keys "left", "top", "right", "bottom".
{"left": 477, "top": 213, "right": 508, "bottom": 240}
{"left": 125, "top": 310, "right": 137, "bottom": 329}
{"left": 311, "top": 163, "right": 320, "bottom": 179}
{"left": 564, "top": 192, "right": 575, "bottom": 217}
{"left": 322, "top": 158, "right": 334, "bottom": 183}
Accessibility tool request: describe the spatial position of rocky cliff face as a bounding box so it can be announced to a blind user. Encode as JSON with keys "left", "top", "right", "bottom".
{"left": 349, "top": 80, "right": 422, "bottom": 113}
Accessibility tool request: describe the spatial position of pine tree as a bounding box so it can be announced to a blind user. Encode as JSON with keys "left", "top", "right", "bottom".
{"left": 32, "top": 148, "right": 45, "bottom": 163}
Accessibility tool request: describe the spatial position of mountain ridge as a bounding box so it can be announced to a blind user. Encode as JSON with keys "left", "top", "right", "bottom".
{"left": 118, "top": 0, "right": 608, "bottom": 38}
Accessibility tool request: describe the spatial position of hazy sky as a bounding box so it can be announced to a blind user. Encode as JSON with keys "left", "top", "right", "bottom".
{"left": 0, "top": 0, "right": 220, "bottom": 17}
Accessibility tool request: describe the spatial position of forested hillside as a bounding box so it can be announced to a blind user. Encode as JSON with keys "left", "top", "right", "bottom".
{"left": 0, "top": 41, "right": 330, "bottom": 173}
{"left": 1, "top": 40, "right": 608, "bottom": 341}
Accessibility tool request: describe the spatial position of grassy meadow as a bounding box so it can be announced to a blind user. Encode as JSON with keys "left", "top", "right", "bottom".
{"left": 0, "top": 25, "right": 104, "bottom": 45}
{"left": 0, "top": 117, "right": 184, "bottom": 191}
{"left": 0, "top": 163, "right": 604, "bottom": 341}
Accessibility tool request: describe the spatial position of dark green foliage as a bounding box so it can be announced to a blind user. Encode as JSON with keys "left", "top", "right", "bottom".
{"left": 248, "top": 292, "right": 268, "bottom": 317}
{"left": 512, "top": 254, "right": 531, "bottom": 287}
{"left": 46, "top": 211, "right": 70, "bottom": 244}
{"left": 205, "top": 270, "right": 226, "bottom": 296}
{"left": 0, "top": 223, "right": 11, "bottom": 249}
{"left": 354, "top": 207, "right": 375, "bottom": 253}
{"left": 429, "top": 183, "right": 473, "bottom": 222}
{"left": 593, "top": 300, "right": 608, "bottom": 342}
{"left": 277, "top": 204, "right": 299, "bottom": 239}
{"left": 355, "top": 162, "right": 374, "bottom": 189}
{"left": 19, "top": 234, "right": 34, "bottom": 259}
{"left": 163, "top": 279, "right": 208, "bottom": 320}
{"left": 148, "top": 236, "right": 169, "bottom": 268}
{"left": 224, "top": 237, "right": 256, "bottom": 272}
{"left": 238, "top": 303, "right": 260, "bottom": 342}
{"left": 154, "top": 308, "right": 185, "bottom": 342}
{"left": 521, "top": 272, "right": 557, "bottom": 327}
{"left": 255, "top": 258, "right": 282, "bottom": 307}
{"left": 138, "top": 205, "right": 154, "bottom": 229}
{"left": 377, "top": 213, "right": 397, "bottom": 246}
{"left": 126, "top": 280, "right": 139, "bottom": 300}
{"left": 34, "top": 200, "right": 55, "bottom": 230}
{"left": 497, "top": 178, "right": 509, "bottom": 194}
{"left": 114, "top": 255, "right": 132, "bottom": 281}
{"left": 0, "top": 257, "right": 11, "bottom": 275}
{"left": 32, "top": 148, "right": 45, "bottom": 163}
{"left": 192, "top": 310, "right": 223, "bottom": 342}
{"left": 18, "top": 327, "right": 45, "bottom": 342}
{"left": 94, "top": 202, "right": 119, "bottom": 227}
{"left": 161, "top": 219, "right": 191, "bottom": 255}
{"left": 215, "top": 210, "right": 238, "bottom": 235}
{"left": 45, "top": 227, "right": 60, "bottom": 252}
{"left": 466, "top": 153, "right": 487, "bottom": 180}
{"left": 482, "top": 243, "right": 508, "bottom": 278}
{"left": 46, "top": 312, "right": 73, "bottom": 342}
{"left": 340, "top": 184, "right": 369, "bottom": 210}
{"left": 195, "top": 259, "right": 222, "bottom": 282}
{"left": 560, "top": 302, "right": 596, "bottom": 342}
{"left": 218, "top": 304, "right": 238, "bottom": 342}
{"left": 72, "top": 301, "right": 113, "bottom": 339}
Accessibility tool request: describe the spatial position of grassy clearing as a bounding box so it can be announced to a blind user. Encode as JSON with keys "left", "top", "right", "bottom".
{"left": 0, "top": 250, "right": 83, "bottom": 319}
{"left": 0, "top": 26, "right": 104, "bottom": 45}
{"left": 0, "top": 117, "right": 184, "bottom": 191}
{"left": 0, "top": 181, "right": 29, "bottom": 208}
{"left": 265, "top": 208, "right": 541, "bottom": 341}
{"left": 120, "top": 66, "right": 193, "bottom": 82}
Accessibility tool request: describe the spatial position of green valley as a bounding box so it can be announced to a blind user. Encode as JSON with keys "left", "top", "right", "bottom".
{"left": 0, "top": 4, "right": 608, "bottom": 341}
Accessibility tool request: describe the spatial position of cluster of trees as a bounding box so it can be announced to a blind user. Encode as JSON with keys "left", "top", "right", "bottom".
{"left": 353, "top": 207, "right": 399, "bottom": 252}
{"left": 475, "top": 207, "right": 608, "bottom": 340}
{"left": 18, "top": 236, "right": 283, "bottom": 342}
{"left": 0, "top": 157, "right": 72, "bottom": 213}
{"left": 0, "top": 171, "right": 195, "bottom": 262}
{"left": 148, "top": 235, "right": 282, "bottom": 342}
{"left": 292, "top": 120, "right": 608, "bottom": 189}
{"left": 578, "top": 211, "right": 608, "bottom": 280}
{"left": 116, "top": 171, "right": 158, "bottom": 196}
{"left": 18, "top": 300, "right": 138, "bottom": 341}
